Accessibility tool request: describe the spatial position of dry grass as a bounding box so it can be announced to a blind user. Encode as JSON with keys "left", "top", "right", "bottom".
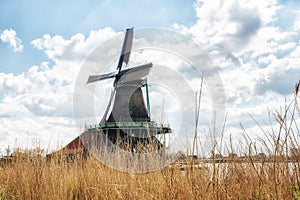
{"left": 0, "top": 153, "right": 299, "bottom": 200}
{"left": 0, "top": 156, "right": 208, "bottom": 200}
{"left": 0, "top": 81, "right": 299, "bottom": 200}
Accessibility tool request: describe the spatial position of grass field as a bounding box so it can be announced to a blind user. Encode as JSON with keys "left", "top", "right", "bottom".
{"left": 0, "top": 153, "right": 299, "bottom": 199}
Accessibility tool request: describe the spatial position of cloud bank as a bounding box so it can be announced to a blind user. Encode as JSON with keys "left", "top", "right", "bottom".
{"left": 0, "top": 29, "right": 24, "bottom": 53}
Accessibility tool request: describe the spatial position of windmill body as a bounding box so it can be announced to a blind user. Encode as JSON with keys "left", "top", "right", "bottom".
{"left": 85, "top": 28, "right": 171, "bottom": 153}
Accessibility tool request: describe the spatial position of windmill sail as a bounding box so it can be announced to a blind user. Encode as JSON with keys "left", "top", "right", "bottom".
{"left": 117, "top": 63, "right": 152, "bottom": 86}
{"left": 99, "top": 87, "right": 116, "bottom": 123}
{"left": 117, "top": 28, "right": 133, "bottom": 70}
{"left": 87, "top": 71, "right": 116, "bottom": 83}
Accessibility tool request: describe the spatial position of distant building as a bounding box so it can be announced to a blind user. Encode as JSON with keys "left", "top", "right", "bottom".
{"left": 228, "top": 153, "right": 238, "bottom": 158}
{"left": 46, "top": 131, "right": 90, "bottom": 162}
{"left": 214, "top": 153, "right": 223, "bottom": 159}
{"left": 290, "top": 147, "right": 300, "bottom": 158}
{"left": 257, "top": 153, "right": 266, "bottom": 159}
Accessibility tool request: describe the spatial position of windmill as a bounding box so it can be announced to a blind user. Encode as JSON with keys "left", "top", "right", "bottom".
{"left": 85, "top": 28, "right": 171, "bottom": 153}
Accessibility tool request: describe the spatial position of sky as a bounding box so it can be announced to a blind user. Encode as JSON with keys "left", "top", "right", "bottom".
{"left": 0, "top": 0, "right": 300, "bottom": 156}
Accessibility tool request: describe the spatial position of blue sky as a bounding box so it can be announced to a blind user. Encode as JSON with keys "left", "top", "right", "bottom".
{"left": 0, "top": 0, "right": 196, "bottom": 74}
{"left": 0, "top": 0, "right": 300, "bottom": 155}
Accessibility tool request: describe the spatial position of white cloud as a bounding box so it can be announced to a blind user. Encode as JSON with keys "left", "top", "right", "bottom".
{"left": 0, "top": 28, "right": 24, "bottom": 53}
{"left": 291, "top": 46, "right": 300, "bottom": 58}
{"left": 172, "top": 0, "right": 300, "bottom": 148}
{"left": 294, "top": 19, "right": 300, "bottom": 30}
{"left": 187, "top": 0, "right": 269, "bottom": 53}
{"left": 176, "top": 0, "right": 300, "bottom": 97}
{"left": 0, "top": 116, "right": 78, "bottom": 154}
{"left": 31, "top": 27, "right": 117, "bottom": 62}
